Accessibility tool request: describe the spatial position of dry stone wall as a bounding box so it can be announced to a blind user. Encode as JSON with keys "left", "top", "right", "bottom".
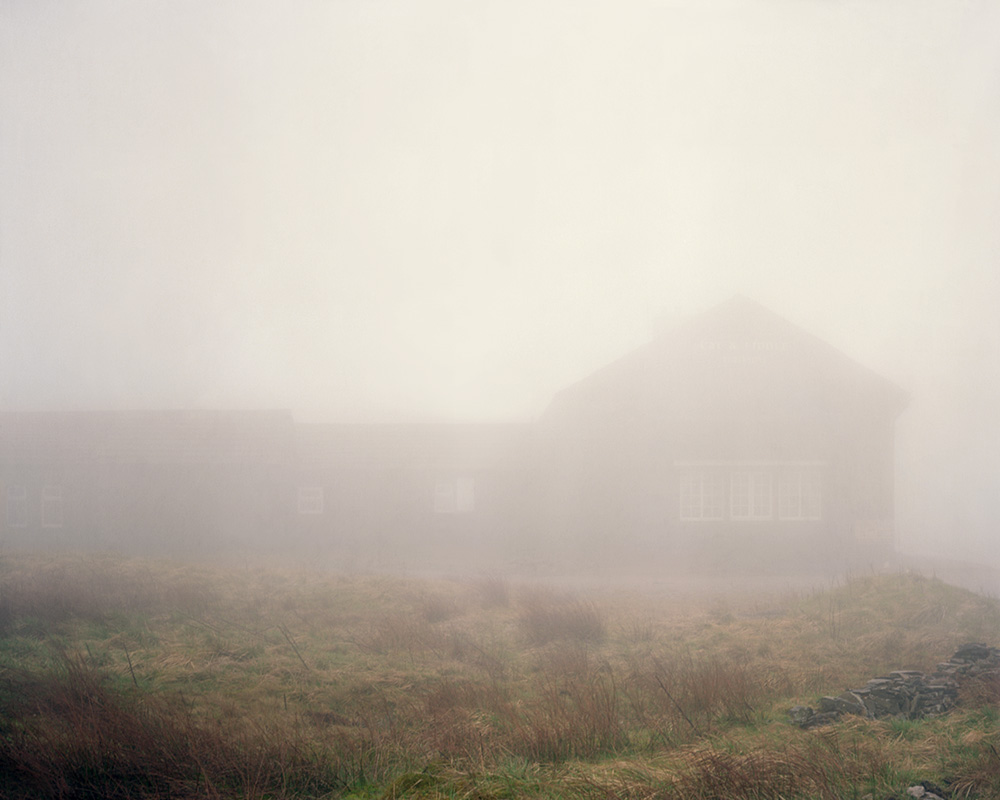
{"left": 789, "top": 643, "right": 1000, "bottom": 729}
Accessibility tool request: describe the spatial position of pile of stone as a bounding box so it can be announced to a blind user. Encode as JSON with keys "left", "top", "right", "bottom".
{"left": 902, "top": 782, "right": 950, "bottom": 800}
{"left": 789, "top": 642, "right": 999, "bottom": 729}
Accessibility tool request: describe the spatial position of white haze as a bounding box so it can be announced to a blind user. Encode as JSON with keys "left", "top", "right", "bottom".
{"left": 1, "top": 1, "right": 998, "bottom": 564}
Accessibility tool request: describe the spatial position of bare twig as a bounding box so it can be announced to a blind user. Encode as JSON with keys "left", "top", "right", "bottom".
{"left": 278, "top": 623, "right": 310, "bottom": 671}
{"left": 654, "top": 673, "right": 701, "bottom": 737}
{"left": 123, "top": 642, "right": 139, "bottom": 688}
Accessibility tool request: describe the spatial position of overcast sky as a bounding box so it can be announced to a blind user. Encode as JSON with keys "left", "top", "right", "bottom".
{"left": 2, "top": 0, "right": 998, "bottom": 559}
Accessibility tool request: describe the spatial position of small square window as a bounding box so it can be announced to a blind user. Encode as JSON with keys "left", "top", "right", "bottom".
{"left": 297, "top": 486, "right": 324, "bottom": 515}
{"left": 434, "top": 477, "right": 475, "bottom": 513}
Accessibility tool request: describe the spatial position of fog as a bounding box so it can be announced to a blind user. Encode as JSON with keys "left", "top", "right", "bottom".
{"left": 1, "top": 1, "right": 998, "bottom": 567}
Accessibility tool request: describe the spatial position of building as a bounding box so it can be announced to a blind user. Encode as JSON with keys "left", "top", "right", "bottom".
{"left": 0, "top": 298, "right": 907, "bottom": 572}
{"left": 536, "top": 296, "right": 908, "bottom": 570}
{"left": 0, "top": 410, "right": 295, "bottom": 555}
{"left": 290, "top": 422, "right": 536, "bottom": 568}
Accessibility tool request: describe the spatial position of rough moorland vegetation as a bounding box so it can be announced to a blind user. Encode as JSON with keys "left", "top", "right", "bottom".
{"left": 0, "top": 551, "right": 997, "bottom": 799}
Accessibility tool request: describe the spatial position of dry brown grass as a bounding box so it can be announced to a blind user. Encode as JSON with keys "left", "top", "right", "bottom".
{"left": 0, "top": 553, "right": 218, "bottom": 634}
{"left": 475, "top": 573, "right": 511, "bottom": 608}
{"left": 517, "top": 588, "right": 607, "bottom": 645}
{"left": 0, "top": 650, "right": 380, "bottom": 799}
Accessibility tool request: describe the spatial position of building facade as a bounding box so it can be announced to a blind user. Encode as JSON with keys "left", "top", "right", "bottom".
{"left": 536, "top": 296, "right": 907, "bottom": 570}
{"left": 0, "top": 298, "right": 906, "bottom": 571}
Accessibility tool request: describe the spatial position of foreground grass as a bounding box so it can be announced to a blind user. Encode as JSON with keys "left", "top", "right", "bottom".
{"left": 0, "top": 551, "right": 997, "bottom": 798}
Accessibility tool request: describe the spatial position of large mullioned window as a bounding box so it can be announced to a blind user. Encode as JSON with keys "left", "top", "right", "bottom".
{"left": 678, "top": 469, "right": 726, "bottom": 520}
{"left": 677, "top": 463, "right": 823, "bottom": 522}
{"left": 777, "top": 468, "right": 822, "bottom": 520}
{"left": 730, "top": 470, "right": 772, "bottom": 520}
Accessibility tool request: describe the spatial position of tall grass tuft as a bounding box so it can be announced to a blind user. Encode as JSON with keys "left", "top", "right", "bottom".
{"left": 475, "top": 573, "right": 511, "bottom": 608}
{"left": 517, "top": 590, "right": 606, "bottom": 645}
{"left": 0, "top": 651, "right": 203, "bottom": 798}
{"left": 620, "top": 653, "right": 779, "bottom": 742}
{"left": 683, "top": 749, "right": 803, "bottom": 800}
{"left": 0, "top": 651, "right": 382, "bottom": 799}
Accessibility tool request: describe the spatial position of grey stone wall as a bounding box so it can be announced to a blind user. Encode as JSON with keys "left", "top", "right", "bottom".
{"left": 789, "top": 643, "right": 999, "bottom": 729}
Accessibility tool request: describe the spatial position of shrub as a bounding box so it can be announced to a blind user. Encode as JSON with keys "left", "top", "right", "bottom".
{"left": 0, "top": 651, "right": 378, "bottom": 799}
{"left": 475, "top": 574, "right": 510, "bottom": 608}
{"left": 517, "top": 591, "right": 606, "bottom": 645}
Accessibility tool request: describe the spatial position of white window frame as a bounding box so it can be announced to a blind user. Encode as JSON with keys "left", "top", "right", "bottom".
{"left": 434, "top": 476, "right": 475, "bottom": 514}
{"left": 729, "top": 470, "right": 773, "bottom": 520}
{"left": 40, "top": 485, "right": 64, "bottom": 528}
{"left": 676, "top": 461, "right": 824, "bottom": 524}
{"left": 6, "top": 485, "right": 27, "bottom": 528}
{"left": 777, "top": 467, "right": 822, "bottom": 520}
{"left": 296, "top": 486, "right": 324, "bottom": 515}
{"left": 678, "top": 469, "right": 726, "bottom": 520}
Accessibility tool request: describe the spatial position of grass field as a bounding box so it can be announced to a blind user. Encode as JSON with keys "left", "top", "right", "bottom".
{"left": 0, "top": 551, "right": 997, "bottom": 799}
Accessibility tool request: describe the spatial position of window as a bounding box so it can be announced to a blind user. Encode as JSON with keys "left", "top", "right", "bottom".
{"left": 778, "top": 468, "right": 822, "bottom": 520}
{"left": 678, "top": 469, "right": 725, "bottom": 520}
{"left": 676, "top": 461, "right": 822, "bottom": 523}
{"left": 434, "top": 477, "right": 475, "bottom": 514}
{"left": 729, "top": 470, "right": 772, "bottom": 520}
{"left": 6, "top": 486, "right": 27, "bottom": 528}
{"left": 297, "top": 486, "right": 324, "bottom": 515}
{"left": 41, "top": 485, "right": 63, "bottom": 528}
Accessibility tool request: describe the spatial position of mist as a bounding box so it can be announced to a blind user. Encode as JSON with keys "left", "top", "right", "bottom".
{"left": 2, "top": 1, "right": 999, "bottom": 569}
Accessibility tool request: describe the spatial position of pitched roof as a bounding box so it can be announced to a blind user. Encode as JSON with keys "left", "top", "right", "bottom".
{"left": 0, "top": 410, "right": 296, "bottom": 466}
{"left": 543, "top": 295, "right": 908, "bottom": 428}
